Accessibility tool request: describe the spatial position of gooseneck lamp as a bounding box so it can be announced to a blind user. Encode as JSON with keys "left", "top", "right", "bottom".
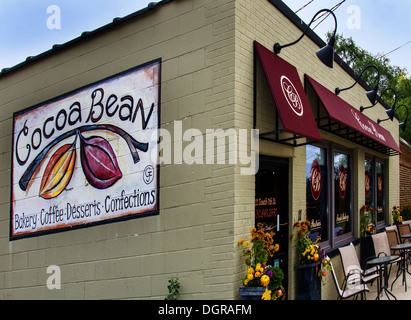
{"left": 361, "top": 87, "right": 397, "bottom": 113}
{"left": 273, "top": 9, "right": 337, "bottom": 68}
{"left": 378, "top": 104, "right": 409, "bottom": 133}
{"left": 399, "top": 105, "right": 409, "bottom": 132}
{"left": 335, "top": 65, "right": 380, "bottom": 105}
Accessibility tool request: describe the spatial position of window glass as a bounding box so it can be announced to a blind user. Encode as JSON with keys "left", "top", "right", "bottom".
{"left": 365, "top": 159, "right": 373, "bottom": 209}
{"left": 334, "top": 152, "right": 351, "bottom": 237}
{"left": 306, "top": 145, "right": 328, "bottom": 242}
{"left": 376, "top": 162, "right": 385, "bottom": 222}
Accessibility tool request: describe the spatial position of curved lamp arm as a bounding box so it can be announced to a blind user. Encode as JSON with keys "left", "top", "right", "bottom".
{"left": 335, "top": 65, "right": 380, "bottom": 105}
{"left": 274, "top": 8, "right": 338, "bottom": 57}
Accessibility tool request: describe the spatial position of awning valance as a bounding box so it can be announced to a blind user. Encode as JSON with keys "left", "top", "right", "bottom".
{"left": 305, "top": 74, "right": 401, "bottom": 156}
{"left": 254, "top": 41, "right": 322, "bottom": 145}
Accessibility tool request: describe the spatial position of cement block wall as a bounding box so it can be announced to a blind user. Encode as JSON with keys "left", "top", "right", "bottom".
{"left": 0, "top": 0, "right": 400, "bottom": 300}
{"left": 0, "top": 0, "right": 241, "bottom": 300}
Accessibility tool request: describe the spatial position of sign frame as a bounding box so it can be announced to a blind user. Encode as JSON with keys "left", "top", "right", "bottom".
{"left": 10, "top": 59, "right": 161, "bottom": 240}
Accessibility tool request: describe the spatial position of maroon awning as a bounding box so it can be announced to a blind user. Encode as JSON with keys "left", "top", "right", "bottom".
{"left": 305, "top": 74, "right": 401, "bottom": 155}
{"left": 254, "top": 41, "right": 322, "bottom": 143}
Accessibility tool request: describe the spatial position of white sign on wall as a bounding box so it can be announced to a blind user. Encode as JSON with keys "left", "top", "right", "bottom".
{"left": 11, "top": 59, "right": 160, "bottom": 239}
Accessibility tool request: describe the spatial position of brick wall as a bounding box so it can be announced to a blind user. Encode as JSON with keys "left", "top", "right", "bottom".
{"left": 400, "top": 138, "right": 411, "bottom": 206}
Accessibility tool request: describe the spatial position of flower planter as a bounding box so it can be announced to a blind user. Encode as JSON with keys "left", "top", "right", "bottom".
{"left": 239, "top": 287, "right": 266, "bottom": 300}
{"left": 295, "top": 262, "right": 321, "bottom": 300}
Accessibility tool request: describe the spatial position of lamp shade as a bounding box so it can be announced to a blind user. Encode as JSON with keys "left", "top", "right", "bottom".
{"left": 365, "top": 89, "right": 378, "bottom": 105}
{"left": 316, "top": 35, "right": 335, "bottom": 69}
{"left": 400, "top": 119, "right": 407, "bottom": 132}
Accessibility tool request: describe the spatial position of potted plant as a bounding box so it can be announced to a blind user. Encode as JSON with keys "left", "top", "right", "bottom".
{"left": 392, "top": 206, "right": 403, "bottom": 224}
{"left": 359, "top": 205, "right": 376, "bottom": 269}
{"left": 238, "top": 222, "right": 285, "bottom": 300}
{"left": 290, "top": 220, "right": 330, "bottom": 300}
{"left": 360, "top": 204, "right": 376, "bottom": 237}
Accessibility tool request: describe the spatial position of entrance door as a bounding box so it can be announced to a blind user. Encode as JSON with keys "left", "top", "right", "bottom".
{"left": 255, "top": 156, "right": 289, "bottom": 293}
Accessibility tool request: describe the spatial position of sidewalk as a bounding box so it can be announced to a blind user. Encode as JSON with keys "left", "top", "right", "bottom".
{"left": 367, "top": 261, "right": 411, "bottom": 300}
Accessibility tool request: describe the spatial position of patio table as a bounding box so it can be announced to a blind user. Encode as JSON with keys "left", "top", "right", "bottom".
{"left": 390, "top": 242, "right": 411, "bottom": 291}
{"left": 367, "top": 255, "right": 399, "bottom": 300}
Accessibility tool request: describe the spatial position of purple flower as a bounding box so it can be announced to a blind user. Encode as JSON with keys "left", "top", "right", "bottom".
{"left": 267, "top": 270, "right": 273, "bottom": 277}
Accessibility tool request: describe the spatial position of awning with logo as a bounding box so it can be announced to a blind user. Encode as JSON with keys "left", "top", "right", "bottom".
{"left": 254, "top": 41, "right": 322, "bottom": 146}
{"left": 305, "top": 74, "right": 401, "bottom": 156}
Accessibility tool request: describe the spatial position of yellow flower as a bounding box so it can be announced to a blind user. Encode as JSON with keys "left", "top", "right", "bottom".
{"left": 238, "top": 238, "right": 245, "bottom": 245}
{"left": 244, "top": 279, "right": 249, "bottom": 286}
{"left": 247, "top": 267, "right": 254, "bottom": 274}
{"left": 250, "top": 227, "right": 256, "bottom": 235}
{"left": 260, "top": 275, "right": 270, "bottom": 287}
{"left": 274, "top": 243, "right": 279, "bottom": 252}
{"left": 261, "top": 288, "right": 271, "bottom": 300}
{"left": 247, "top": 273, "right": 254, "bottom": 281}
{"left": 255, "top": 271, "right": 261, "bottom": 278}
{"left": 244, "top": 241, "right": 250, "bottom": 248}
{"left": 256, "top": 263, "right": 261, "bottom": 270}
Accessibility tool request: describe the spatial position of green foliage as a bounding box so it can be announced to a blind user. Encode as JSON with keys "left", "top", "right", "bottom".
{"left": 267, "top": 266, "right": 284, "bottom": 289}
{"left": 327, "top": 32, "right": 411, "bottom": 143}
{"left": 401, "top": 202, "right": 411, "bottom": 221}
{"left": 165, "top": 278, "right": 180, "bottom": 300}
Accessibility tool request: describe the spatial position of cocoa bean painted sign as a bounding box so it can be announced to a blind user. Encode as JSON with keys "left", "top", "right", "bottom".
{"left": 10, "top": 60, "right": 160, "bottom": 239}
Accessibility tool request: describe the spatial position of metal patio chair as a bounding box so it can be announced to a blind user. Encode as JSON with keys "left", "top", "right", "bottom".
{"left": 398, "top": 223, "right": 411, "bottom": 243}
{"left": 338, "top": 242, "right": 379, "bottom": 289}
{"left": 329, "top": 257, "right": 369, "bottom": 300}
{"left": 385, "top": 225, "right": 400, "bottom": 243}
{"left": 371, "top": 232, "right": 401, "bottom": 280}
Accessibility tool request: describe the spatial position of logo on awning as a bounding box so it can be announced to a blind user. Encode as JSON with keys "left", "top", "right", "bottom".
{"left": 281, "top": 75, "right": 303, "bottom": 117}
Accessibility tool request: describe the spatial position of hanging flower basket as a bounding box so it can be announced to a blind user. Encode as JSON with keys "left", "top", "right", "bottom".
{"left": 237, "top": 223, "right": 285, "bottom": 300}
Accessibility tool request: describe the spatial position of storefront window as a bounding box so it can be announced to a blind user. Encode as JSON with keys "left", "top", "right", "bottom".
{"left": 365, "top": 156, "right": 387, "bottom": 226}
{"left": 307, "top": 144, "right": 354, "bottom": 248}
{"left": 306, "top": 145, "right": 328, "bottom": 242}
{"left": 334, "top": 152, "right": 352, "bottom": 238}
{"left": 365, "top": 159, "right": 373, "bottom": 210}
{"left": 376, "top": 161, "right": 386, "bottom": 223}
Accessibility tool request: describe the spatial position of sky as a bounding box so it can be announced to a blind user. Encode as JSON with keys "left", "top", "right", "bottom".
{"left": 0, "top": 0, "right": 153, "bottom": 70}
{"left": 0, "top": 1, "right": 410, "bottom": 73}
